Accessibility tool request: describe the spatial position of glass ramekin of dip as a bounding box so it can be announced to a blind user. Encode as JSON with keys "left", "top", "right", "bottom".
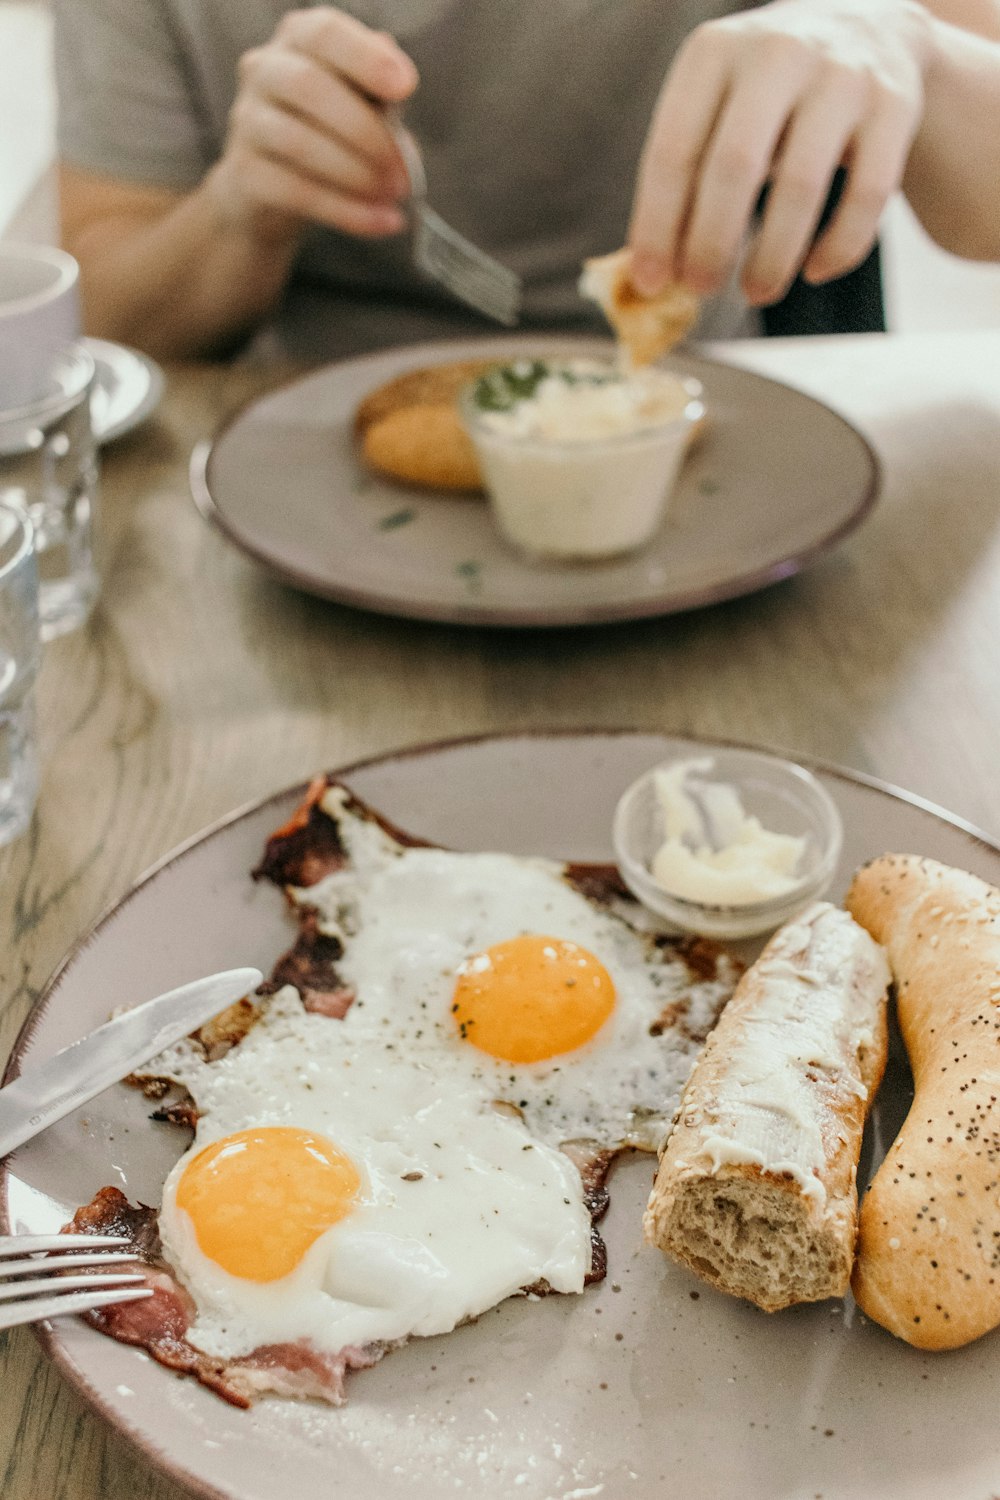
{"left": 458, "top": 357, "right": 704, "bottom": 560}
{"left": 612, "top": 749, "right": 844, "bottom": 940}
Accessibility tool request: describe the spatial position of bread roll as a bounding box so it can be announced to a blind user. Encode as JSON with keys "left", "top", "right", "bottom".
{"left": 354, "top": 360, "right": 491, "bottom": 492}
{"left": 847, "top": 854, "right": 1000, "bottom": 1349}
{"left": 644, "top": 902, "right": 890, "bottom": 1311}
{"left": 579, "top": 249, "right": 699, "bottom": 368}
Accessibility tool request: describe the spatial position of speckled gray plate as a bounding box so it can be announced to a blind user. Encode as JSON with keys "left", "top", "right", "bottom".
{"left": 4, "top": 731, "right": 1000, "bottom": 1500}
{"left": 190, "top": 336, "right": 879, "bottom": 628}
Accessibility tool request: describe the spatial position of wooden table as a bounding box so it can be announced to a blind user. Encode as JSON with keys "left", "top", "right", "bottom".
{"left": 1, "top": 328, "right": 999, "bottom": 1498}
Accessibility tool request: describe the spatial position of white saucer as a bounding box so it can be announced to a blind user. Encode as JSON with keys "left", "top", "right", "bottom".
{"left": 85, "top": 336, "right": 165, "bottom": 444}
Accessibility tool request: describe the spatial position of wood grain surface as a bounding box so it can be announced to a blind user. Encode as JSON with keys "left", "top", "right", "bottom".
{"left": 1, "top": 328, "right": 999, "bottom": 1498}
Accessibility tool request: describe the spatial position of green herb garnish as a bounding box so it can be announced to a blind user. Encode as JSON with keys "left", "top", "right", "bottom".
{"left": 377, "top": 507, "right": 416, "bottom": 531}
{"left": 473, "top": 360, "right": 551, "bottom": 412}
{"left": 472, "top": 358, "right": 620, "bottom": 413}
{"left": 455, "top": 559, "right": 483, "bottom": 593}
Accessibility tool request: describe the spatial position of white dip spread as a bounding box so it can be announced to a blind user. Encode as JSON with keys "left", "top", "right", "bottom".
{"left": 651, "top": 757, "right": 806, "bottom": 907}
{"left": 463, "top": 359, "right": 701, "bottom": 560}
{"left": 474, "top": 359, "right": 690, "bottom": 441}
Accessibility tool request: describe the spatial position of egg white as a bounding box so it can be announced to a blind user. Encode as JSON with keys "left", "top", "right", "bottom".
{"left": 158, "top": 994, "right": 590, "bottom": 1362}
{"left": 150, "top": 792, "right": 738, "bottom": 1369}
{"left": 292, "top": 788, "right": 736, "bottom": 1152}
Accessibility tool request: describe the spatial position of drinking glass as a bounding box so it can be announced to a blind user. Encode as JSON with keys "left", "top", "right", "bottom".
{"left": 0, "top": 499, "right": 40, "bottom": 847}
{"left": 0, "top": 342, "right": 99, "bottom": 640}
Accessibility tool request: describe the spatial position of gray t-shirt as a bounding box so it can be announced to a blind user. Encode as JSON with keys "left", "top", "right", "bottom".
{"left": 53, "top": 0, "right": 761, "bottom": 358}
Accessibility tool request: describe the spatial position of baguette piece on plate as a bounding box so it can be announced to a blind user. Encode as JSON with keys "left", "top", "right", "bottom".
{"left": 579, "top": 249, "right": 700, "bottom": 368}
{"left": 644, "top": 902, "right": 890, "bottom": 1311}
{"left": 847, "top": 854, "right": 1000, "bottom": 1349}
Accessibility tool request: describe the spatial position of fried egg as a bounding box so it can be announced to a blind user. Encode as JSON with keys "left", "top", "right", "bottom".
{"left": 151, "top": 789, "right": 737, "bottom": 1374}
{"left": 287, "top": 788, "right": 734, "bottom": 1152}
{"left": 157, "top": 1020, "right": 589, "bottom": 1360}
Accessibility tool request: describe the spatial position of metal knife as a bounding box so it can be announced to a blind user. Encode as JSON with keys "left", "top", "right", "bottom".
{"left": 0, "top": 967, "right": 263, "bottom": 1159}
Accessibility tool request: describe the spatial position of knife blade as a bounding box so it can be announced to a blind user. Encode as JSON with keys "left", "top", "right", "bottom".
{"left": 0, "top": 967, "right": 263, "bottom": 1159}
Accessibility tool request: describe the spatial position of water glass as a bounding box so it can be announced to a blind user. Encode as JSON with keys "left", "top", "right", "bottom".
{"left": 0, "top": 342, "right": 99, "bottom": 640}
{"left": 0, "top": 500, "right": 40, "bottom": 847}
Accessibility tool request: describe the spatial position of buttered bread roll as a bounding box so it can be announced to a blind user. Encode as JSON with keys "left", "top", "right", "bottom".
{"left": 847, "top": 854, "right": 1000, "bottom": 1349}
{"left": 644, "top": 902, "right": 890, "bottom": 1311}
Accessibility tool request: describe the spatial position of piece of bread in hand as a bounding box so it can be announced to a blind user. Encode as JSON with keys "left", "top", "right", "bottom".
{"left": 579, "top": 249, "right": 700, "bottom": 368}
{"left": 847, "top": 854, "right": 1000, "bottom": 1350}
{"left": 644, "top": 902, "right": 890, "bottom": 1312}
{"left": 354, "top": 359, "right": 492, "bottom": 492}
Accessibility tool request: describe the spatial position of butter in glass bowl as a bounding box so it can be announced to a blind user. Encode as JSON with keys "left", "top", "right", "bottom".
{"left": 612, "top": 750, "right": 844, "bottom": 940}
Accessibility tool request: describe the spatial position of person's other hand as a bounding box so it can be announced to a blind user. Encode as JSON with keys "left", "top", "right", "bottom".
{"left": 628, "top": 0, "right": 932, "bottom": 306}
{"left": 206, "top": 7, "right": 418, "bottom": 245}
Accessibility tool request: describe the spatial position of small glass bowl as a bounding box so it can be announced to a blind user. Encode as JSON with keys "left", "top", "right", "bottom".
{"left": 458, "top": 363, "right": 704, "bottom": 561}
{"left": 611, "top": 748, "right": 844, "bottom": 940}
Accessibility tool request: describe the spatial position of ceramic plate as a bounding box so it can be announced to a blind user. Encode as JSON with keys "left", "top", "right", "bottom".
{"left": 191, "top": 336, "right": 879, "bottom": 628}
{"left": 4, "top": 732, "right": 1000, "bottom": 1500}
{"left": 86, "top": 337, "right": 165, "bottom": 445}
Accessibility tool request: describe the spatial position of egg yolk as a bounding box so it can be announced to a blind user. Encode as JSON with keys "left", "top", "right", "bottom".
{"left": 452, "top": 935, "right": 616, "bottom": 1063}
{"left": 175, "top": 1126, "right": 361, "bottom": 1282}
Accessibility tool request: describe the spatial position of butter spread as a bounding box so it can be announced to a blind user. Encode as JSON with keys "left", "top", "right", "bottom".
{"left": 682, "top": 903, "right": 891, "bottom": 1206}
{"left": 651, "top": 757, "right": 806, "bottom": 907}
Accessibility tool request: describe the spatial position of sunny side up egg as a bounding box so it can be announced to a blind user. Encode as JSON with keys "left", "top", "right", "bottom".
{"left": 285, "top": 791, "right": 736, "bottom": 1153}
{"left": 151, "top": 790, "right": 738, "bottom": 1375}
{"left": 156, "top": 1008, "right": 590, "bottom": 1360}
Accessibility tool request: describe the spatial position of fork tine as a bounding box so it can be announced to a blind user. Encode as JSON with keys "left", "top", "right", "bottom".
{"left": 387, "top": 109, "right": 522, "bottom": 327}
{"left": 0, "top": 1271, "right": 145, "bottom": 1302}
{"left": 0, "top": 1250, "right": 138, "bottom": 1278}
{"left": 0, "top": 1285, "right": 152, "bottom": 1333}
{"left": 415, "top": 208, "right": 521, "bottom": 325}
{"left": 0, "top": 1234, "right": 129, "bottom": 1257}
{"left": 417, "top": 213, "right": 521, "bottom": 295}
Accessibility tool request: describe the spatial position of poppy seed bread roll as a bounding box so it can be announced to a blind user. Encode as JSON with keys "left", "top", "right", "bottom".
{"left": 846, "top": 854, "right": 1000, "bottom": 1349}
{"left": 644, "top": 902, "right": 890, "bottom": 1311}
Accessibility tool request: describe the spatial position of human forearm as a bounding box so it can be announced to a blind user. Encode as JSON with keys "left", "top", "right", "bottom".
{"left": 61, "top": 165, "right": 302, "bottom": 358}
{"left": 59, "top": 10, "right": 417, "bottom": 359}
{"left": 903, "top": 12, "right": 1000, "bottom": 258}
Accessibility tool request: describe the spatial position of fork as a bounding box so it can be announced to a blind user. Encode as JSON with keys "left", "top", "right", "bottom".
{"left": 390, "top": 114, "right": 522, "bottom": 327}
{"left": 0, "top": 1234, "right": 153, "bottom": 1331}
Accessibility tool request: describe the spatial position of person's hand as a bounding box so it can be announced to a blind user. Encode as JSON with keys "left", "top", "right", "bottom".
{"left": 628, "top": 0, "right": 933, "bottom": 306}
{"left": 205, "top": 7, "right": 418, "bottom": 245}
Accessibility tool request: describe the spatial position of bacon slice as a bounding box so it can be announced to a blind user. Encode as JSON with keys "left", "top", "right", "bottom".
{"left": 253, "top": 778, "right": 434, "bottom": 892}
{"left": 64, "top": 1153, "right": 612, "bottom": 1407}
{"left": 64, "top": 1188, "right": 386, "bottom": 1408}
{"left": 562, "top": 1143, "right": 615, "bottom": 1287}
{"left": 260, "top": 911, "right": 355, "bottom": 1017}
{"left": 253, "top": 777, "right": 347, "bottom": 891}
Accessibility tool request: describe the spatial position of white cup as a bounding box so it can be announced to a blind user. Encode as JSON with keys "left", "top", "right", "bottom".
{"left": 0, "top": 243, "right": 81, "bottom": 409}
